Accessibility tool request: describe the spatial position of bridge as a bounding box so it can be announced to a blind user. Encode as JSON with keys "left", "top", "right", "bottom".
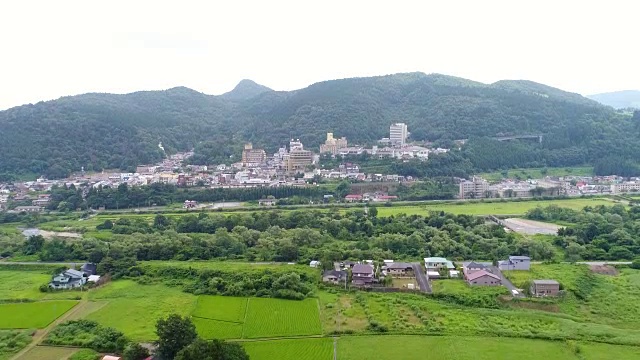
{"left": 493, "top": 134, "right": 543, "bottom": 143}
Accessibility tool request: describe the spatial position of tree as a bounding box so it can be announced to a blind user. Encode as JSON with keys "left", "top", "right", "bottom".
{"left": 155, "top": 314, "right": 197, "bottom": 360}
{"left": 336, "top": 181, "right": 351, "bottom": 198}
{"left": 368, "top": 206, "right": 378, "bottom": 217}
{"left": 123, "top": 343, "right": 150, "bottom": 360}
{"left": 175, "top": 339, "right": 249, "bottom": 360}
{"left": 631, "top": 257, "right": 640, "bottom": 270}
{"left": 24, "top": 235, "right": 45, "bottom": 255}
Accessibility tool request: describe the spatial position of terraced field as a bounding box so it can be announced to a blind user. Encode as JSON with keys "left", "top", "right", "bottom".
{"left": 0, "top": 301, "right": 78, "bottom": 329}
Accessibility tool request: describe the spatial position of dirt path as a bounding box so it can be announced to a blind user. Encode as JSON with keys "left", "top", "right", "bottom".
{"left": 11, "top": 296, "right": 89, "bottom": 360}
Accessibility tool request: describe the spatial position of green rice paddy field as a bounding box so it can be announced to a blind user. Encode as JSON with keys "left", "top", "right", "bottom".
{"left": 0, "top": 301, "right": 78, "bottom": 329}
{"left": 377, "top": 198, "right": 617, "bottom": 216}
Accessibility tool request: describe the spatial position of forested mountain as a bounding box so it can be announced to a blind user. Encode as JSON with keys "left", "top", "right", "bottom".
{"left": 588, "top": 90, "right": 640, "bottom": 109}
{"left": 220, "top": 79, "right": 273, "bottom": 101}
{"left": 0, "top": 72, "right": 638, "bottom": 178}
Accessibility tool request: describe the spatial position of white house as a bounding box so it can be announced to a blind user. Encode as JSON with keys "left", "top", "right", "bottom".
{"left": 49, "top": 269, "right": 87, "bottom": 290}
{"left": 424, "top": 257, "right": 455, "bottom": 270}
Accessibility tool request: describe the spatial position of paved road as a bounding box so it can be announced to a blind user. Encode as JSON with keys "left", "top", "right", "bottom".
{"left": 489, "top": 266, "right": 525, "bottom": 298}
{"left": 411, "top": 263, "right": 432, "bottom": 293}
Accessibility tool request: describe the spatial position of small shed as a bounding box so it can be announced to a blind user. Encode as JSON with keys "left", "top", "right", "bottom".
{"left": 530, "top": 279, "right": 560, "bottom": 296}
{"left": 309, "top": 260, "right": 321, "bottom": 268}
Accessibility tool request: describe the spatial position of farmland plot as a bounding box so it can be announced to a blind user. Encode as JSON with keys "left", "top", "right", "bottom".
{"left": 242, "top": 298, "right": 322, "bottom": 338}
{"left": 194, "top": 318, "right": 243, "bottom": 340}
{"left": 244, "top": 338, "right": 333, "bottom": 360}
{"left": 0, "top": 301, "right": 77, "bottom": 328}
{"left": 192, "top": 296, "right": 247, "bottom": 323}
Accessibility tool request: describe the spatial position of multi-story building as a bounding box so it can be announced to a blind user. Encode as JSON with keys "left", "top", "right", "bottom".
{"left": 241, "top": 143, "right": 267, "bottom": 165}
{"left": 459, "top": 177, "right": 490, "bottom": 199}
{"left": 389, "top": 123, "right": 408, "bottom": 146}
{"left": 285, "top": 139, "right": 313, "bottom": 173}
{"left": 610, "top": 182, "right": 640, "bottom": 194}
{"left": 319, "top": 133, "right": 348, "bottom": 155}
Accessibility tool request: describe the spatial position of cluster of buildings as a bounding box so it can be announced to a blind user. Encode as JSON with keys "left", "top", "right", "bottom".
{"left": 457, "top": 174, "right": 640, "bottom": 199}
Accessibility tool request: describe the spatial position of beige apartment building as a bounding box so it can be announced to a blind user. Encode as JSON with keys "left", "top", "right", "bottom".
{"left": 389, "top": 123, "right": 408, "bottom": 146}
{"left": 241, "top": 143, "right": 267, "bottom": 165}
{"left": 459, "top": 177, "right": 490, "bottom": 199}
{"left": 319, "top": 133, "right": 347, "bottom": 155}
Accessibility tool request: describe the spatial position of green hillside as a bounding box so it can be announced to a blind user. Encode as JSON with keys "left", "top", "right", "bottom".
{"left": 1, "top": 72, "right": 639, "bottom": 178}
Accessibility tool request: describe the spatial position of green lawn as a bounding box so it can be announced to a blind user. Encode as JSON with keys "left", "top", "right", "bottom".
{"left": 243, "top": 338, "right": 333, "bottom": 360}
{"left": 243, "top": 298, "right": 322, "bottom": 338}
{"left": 0, "top": 301, "right": 78, "bottom": 328}
{"left": 193, "top": 296, "right": 248, "bottom": 323}
{"left": 377, "top": 198, "right": 616, "bottom": 216}
{"left": 86, "top": 280, "right": 197, "bottom": 341}
{"left": 579, "top": 342, "right": 640, "bottom": 359}
{"left": 479, "top": 166, "right": 593, "bottom": 183}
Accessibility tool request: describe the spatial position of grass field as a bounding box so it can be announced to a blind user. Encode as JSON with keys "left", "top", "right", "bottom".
{"left": 504, "top": 265, "right": 640, "bottom": 327}
{"left": 0, "top": 271, "right": 51, "bottom": 300}
{"left": 86, "top": 280, "right": 197, "bottom": 341}
{"left": 479, "top": 166, "right": 593, "bottom": 183}
{"left": 243, "top": 338, "right": 333, "bottom": 360}
{"left": 242, "top": 298, "right": 322, "bottom": 338}
{"left": 337, "top": 335, "right": 638, "bottom": 360}
{"left": 0, "top": 301, "right": 77, "bottom": 329}
{"left": 14, "top": 346, "right": 78, "bottom": 360}
{"left": 193, "top": 296, "right": 247, "bottom": 323}
{"left": 377, "top": 198, "right": 616, "bottom": 216}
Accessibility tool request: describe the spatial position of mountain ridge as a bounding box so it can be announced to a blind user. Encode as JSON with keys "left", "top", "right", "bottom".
{"left": 0, "top": 72, "right": 630, "bottom": 179}
{"left": 588, "top": 90, "right": 640, "bottom": 109}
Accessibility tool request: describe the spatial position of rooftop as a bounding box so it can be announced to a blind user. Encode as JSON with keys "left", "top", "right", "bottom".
{"left": 532, "top": 279, "right": 559, "bottom": 285}
{"left": 466, "top": 270, "right": 501, "bottom": 281}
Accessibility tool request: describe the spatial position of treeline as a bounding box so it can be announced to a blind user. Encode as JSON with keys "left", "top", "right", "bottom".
{"left": 3, "top": 209, "right": 558, "bottom": 267}
{"left": 45, "top": 183, "right": 327, "bottom": 211}
{"left": 526, "top": 204, "right": 640, "bottom": 260}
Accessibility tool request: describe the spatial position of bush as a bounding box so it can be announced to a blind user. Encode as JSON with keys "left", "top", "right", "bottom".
{"left": 69, "top": 349, "right": 100, "bottom": 360}
{"left": 44, "top": 320, "right": 128, "bottom": 353}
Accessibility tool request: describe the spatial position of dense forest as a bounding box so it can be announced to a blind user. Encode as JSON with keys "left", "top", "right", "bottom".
{"left": 2, "top": 72, "right": 638, "bottom": 178}
{"left": 526, "top": 204, "right": 640, "bottom": 261}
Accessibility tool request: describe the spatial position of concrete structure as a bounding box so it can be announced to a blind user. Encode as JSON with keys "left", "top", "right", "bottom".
{"left": 459, "top": 177, "right": 490, "bottom": 199}
{"left": 389, "top": 123, "right": 408, "bottom": 146}
{"left": 14, "top": 206, "right": 44, "bottom": 213}
{"left": 258, "top": 198, "right": 277, "bottom": 206}
{"left": 610, "top": 182, "right": 640, "bottom": 194}
{"left": 530, "top": 279, "right": 560, "bottom": 296}
{"left": 498, "top": 256, "right": 531, "bottom": 271}
{"left": 319, "top": 133, "right": 347, "bottom": 155}
{"left": 241, "top": 143, "right": 267, "bottom": 165}
{"left": 285, "top": 140, "right": 313, "bottom": 173}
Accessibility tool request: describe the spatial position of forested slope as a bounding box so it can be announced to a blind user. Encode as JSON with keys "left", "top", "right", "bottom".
{"left": 1, "top": 72, "right": 637, "bottom": 178}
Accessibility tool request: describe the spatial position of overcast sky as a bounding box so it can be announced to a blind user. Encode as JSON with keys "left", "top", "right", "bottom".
{"left": 1, "top": 0, "right": 638, "bottom": 110}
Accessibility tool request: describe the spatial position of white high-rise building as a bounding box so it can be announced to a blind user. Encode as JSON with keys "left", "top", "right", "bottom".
{"left": 389, "top": 123, "right": 408, "bottom": 146}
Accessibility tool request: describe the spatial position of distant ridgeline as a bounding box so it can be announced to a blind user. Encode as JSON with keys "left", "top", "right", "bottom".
{"left": 0, "top": 73, "right": 639, "bottom": 178}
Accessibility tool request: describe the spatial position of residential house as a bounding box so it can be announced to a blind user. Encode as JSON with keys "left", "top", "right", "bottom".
{"left": 383, "top": 262, "right": 413, "bottom": 277}
{"left": 466, "top": 270, "right": 502, "bottom": 286}
{"left": 49, "top": 269, "right": 87, "bottom": 290}
{"left": 498, "top": 256, "right": 531, "bottom": 271}
{"left": 462, "top": 261, "right": 488, "bottom": 273}
{"left": 322, "top": 270, "right": 347, "bottom": 284}
{"left": 530, "top": 280, "right": 560, "bottom": 296}
{"left": 309, "top": 260, "right": 321, "bottom": 268}
{"left": 351, "top": 264, "right": 375, "bottom": 285}
{"left": 81, "top": 263, "right": 97, "bottom": 276}
{"left": 424, "top": 257, "right": 455, "bottom": 271}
